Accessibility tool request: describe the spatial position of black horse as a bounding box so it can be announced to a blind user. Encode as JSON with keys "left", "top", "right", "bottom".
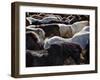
{"left": 26, "top": 32, "right": 43, "bottom": 50}
{"left": 26, "top": 50, "right": 49, "bottom": 67}
{"left": 35, "top": 24, "right": 60, "bottom": 38}
{"left": 26, "top": 31, "right": 49, "bottom": 67}
{"left": 47, "top": 43, "right": 82, "bottom": 66}
{"left": 84, "top": 43, "right": 90, "bottom": 64}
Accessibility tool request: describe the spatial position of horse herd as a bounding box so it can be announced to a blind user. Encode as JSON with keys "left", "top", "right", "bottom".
{"left": 26, "top": 13, "right": 90, "bottom": 67}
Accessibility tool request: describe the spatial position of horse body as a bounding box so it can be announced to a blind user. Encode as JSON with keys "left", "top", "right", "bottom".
{"left": 71, "top": 32, "right": 89, "bottom": 49}
{"left": 26, "top": 27, "right": 45, "bottom": 45}
{"left": 26, "top": 13, "right": 90, "bottom": 66}
{"left": 26, "top": 31, "right": 43, "bottom": 50}
{"left": 58, "top": 24, "right": 73, "bottom": 38}
{"left": 26, "top": 49, "right": 49, "bottom": 67}
{"left": 71, "top": 21, "right": 89, "bottom": 34}
{"left": 46, "top": 42, "right": 82, "bottom": 65}
{"left": 44, "top": 26, "right": 90, "bottom": 50}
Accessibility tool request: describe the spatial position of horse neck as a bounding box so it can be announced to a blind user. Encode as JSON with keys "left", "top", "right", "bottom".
{"left": 71, "top": 21, "right": 88, "bottom": 34}
{"left": 64, "top": 38, "right": 72, "bottom": 43}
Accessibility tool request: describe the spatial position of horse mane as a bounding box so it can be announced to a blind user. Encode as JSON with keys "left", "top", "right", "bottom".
{"left": 43, "top": 37, "right": 50, "bottom": 49}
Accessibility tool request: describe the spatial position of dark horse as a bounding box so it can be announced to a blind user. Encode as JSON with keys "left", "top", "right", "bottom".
{"left": 84, "top": 43, "right": 90, "bottom": 64}
{"left": 26, "top": 32, "right": 43, "bottom": 50}
{"left": 26, "top": 31, "right": 46, "bottom": 67}
{"left": 35, "top": 24, "right": 60, "bottom": 38}
{"left": 46, "top": 43, "right": 82, "bottom": 66}
{"left": 26, "top": 50, "right": 49, "bottom": 67}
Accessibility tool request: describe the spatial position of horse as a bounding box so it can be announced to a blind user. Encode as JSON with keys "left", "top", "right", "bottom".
{"left": 26, "top": 49, "right": 49, "bottom": 67}
{"left": 34, "top": 24, "right": 60, "bottom": 38}
{"left": 44, "top": 27, "right": 89, "bottom": 64}
{"left": 46, "top": 42, "right": 82, "bottom": 65}
{"left": 57, "top": 24, "right": 73, "bottom": 38}
{"left": 44, "top": 26, "right": 89, "bottom": 50}
{"left": 26, "top": 27, "right": 45, "bottom": 45}
{"left": 26, "top": 16, "right": 69, "bottom": 25}
{"left": 71, "top": 21, "right": 89, "bottom": 35}
{"left": 34, "top": 24, "right": 73, "bottom": 38}
{"left": 26, "top": 31, "right": 43, "bottom": 50}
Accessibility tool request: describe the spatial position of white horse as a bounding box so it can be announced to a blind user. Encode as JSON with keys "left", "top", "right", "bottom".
{"left": 71, "top": 21, "right": 89, "bottom": 35}
{"left": 43, "top": 14, "right": 62, "bottom": 21}
{"left": 26, "top": 15, "right": 62, "bottom": 25}
{"left": 26, "top": 17, "right": 39, "bottom": 25}
{"left": 44, "top": 26, "right": 89, "bottom": 50}
{"left": 55, "top": 22, "right": 89, "bottom": 38}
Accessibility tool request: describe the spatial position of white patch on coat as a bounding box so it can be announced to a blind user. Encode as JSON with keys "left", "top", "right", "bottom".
{"left": 72, "top": 32, "right": 89, "bottom": 49}
{"left": 80, "top": 26, "right": 89, "bottom": 32}
{"left": 58, "top": 24, "right": 73, "bottom": 38}
{"left": 44, "top": 27, "right": 89, "bottom": 50}
{"left": 71, "top": 21, "right": 89, "bottom": 34}
{"left": 43, "top": 14, "right": 62, "bottom": 21}
{"left": 26, "top": 17, "right": 40, "bottom": 24}
{"left": 44, "top": 36, "right": 71, "bottom": 49}
{"left": 26, "top": 17, "right": 33, "bottom": 24}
